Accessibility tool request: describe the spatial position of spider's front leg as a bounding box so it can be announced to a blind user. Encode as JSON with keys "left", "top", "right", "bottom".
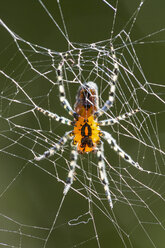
{"left": 97, "top": 141, "right": 113, "bottom": 208}
{"left": 35, "top": 106, "right": 73, "bottom": 126}
{"left": 101, "top": 131, "right": 143, "bottom": 170}
{"left": 94, "top": 44, "right": 119, "bottom": 118}
{"left": 34, "top": 131, "right": 73, "bottom": 161}
{"left": 99, "top": 109, "right": 139, "bottom": 126}
{"left": 57, "top": 55, "right": 79, "bottom": 120}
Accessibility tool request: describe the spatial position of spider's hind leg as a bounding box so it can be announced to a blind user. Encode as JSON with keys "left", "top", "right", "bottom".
{"left": 101, "top": 131, "right": 143, "bottom": 170}
{"left": 63, "top": 146, "right": 78, "bottom": 195}
{"left": 34, "top": 131, "right": 73, "bottom": 161}
{"left": 97, "top": 141, "right": 113, "bottom": 208}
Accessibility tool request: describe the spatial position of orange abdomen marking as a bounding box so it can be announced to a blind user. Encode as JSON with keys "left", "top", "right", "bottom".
{"left": 73, "top": 113, "right": 100, "bottom": 153}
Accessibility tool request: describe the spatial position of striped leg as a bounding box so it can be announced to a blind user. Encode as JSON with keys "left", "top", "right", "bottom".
{"left": 99, "top": 109, "right": 139, "bottom": 126}
{"left": 57, "top": 56, "right": 79, "bottom": 120}
{"left": 95, "top": 44, "right": 119, "bottom": 118}
{"left": 63, "top": 147, "right": 78, "bottom": 195}
{"left": 34, "top": 131, "right": 73, "bottom": 161}
{"left": 97, "top": 141, "right": 113, "bottom": 208}
{"left": 36, "top": 106, "right": 73, "bottom": 125}
{"left": 101, "top": 131, "right": 143, "bottom": 170}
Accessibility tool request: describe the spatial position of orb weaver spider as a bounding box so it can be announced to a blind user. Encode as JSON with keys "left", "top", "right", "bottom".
{"left": 35, "top": 44, "right": 143, "bottom": 208}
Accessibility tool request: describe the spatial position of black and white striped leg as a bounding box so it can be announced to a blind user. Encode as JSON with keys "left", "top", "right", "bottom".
{"left": 34, "top": 131, "right": 73, "bottom": 161}
{"left": 95, "top": 44, "right": 119, "bottom": 118}
{"left": 97, "top": 141, "right": 113, "bottom": 208}
{"left": 35, "top": 106, "right": 73, "bottom": 126}
{"left": 57, "top": 56, "right": 79, "bottom": 119}
{"left": 99, "top": 109, "right": 139, "bottom": 126}
{"left": 101, "top": 131, "right": 143, "bottom": 170}
{"left": 63, "top": 147, "right": 78, "bottom": 195}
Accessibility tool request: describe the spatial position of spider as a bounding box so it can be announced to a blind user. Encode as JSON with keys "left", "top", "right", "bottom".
{"left": 35, "top": 44, "right": 143, "bottom": 208}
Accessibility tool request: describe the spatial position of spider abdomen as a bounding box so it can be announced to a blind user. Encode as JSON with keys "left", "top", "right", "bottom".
{"left": 73, "top": 116, "right": 100, "bottom": 153}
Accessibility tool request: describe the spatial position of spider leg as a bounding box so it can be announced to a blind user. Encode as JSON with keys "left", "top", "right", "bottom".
{"left": 97, "top": 141, "right": 113, "bottom": 208}
{"left": 99, "top": 109, "right": 139, "bottom": 126}
{"left": 63, "top": 147, "right": 78, "bottom": 195}
{"left": 95, "top": 44, "right": 119, "bottom": 118}
{"left": 57, "top": 56, "right": 79, "bottom": 120}
{"left": 101, "top": 131, "right": 143, "bottom": 170}
{"left": 35, "top": 106, "right": 73, "bottom": 126}
{"left": 34, "top": 131, "right": 73, "bottom": 161}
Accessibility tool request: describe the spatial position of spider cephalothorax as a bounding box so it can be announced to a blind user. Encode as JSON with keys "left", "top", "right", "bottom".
{"left": 35, "top": 45, "right": 143, "bottom": 208}
{"left": 74, "top": 81, "right": 99, "bottom": 117}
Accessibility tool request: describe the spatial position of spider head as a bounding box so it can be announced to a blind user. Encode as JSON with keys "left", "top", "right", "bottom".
{"left": 74, "top": 81, "right": 99, "bottom": 118}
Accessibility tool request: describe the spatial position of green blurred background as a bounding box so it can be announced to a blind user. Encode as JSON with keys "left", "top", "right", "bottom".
{"left": 0, "top": 0, "right": 165, "bottom": 247}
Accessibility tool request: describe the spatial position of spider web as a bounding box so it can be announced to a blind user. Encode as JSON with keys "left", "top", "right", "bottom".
{"left": 0, "top": 0, "right": 165, "bottom": 247}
